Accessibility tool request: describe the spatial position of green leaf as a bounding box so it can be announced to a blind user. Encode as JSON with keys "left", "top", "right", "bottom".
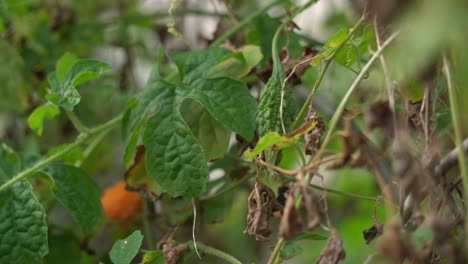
{"left": 47, "top": 54, "right": 111, "bottom": 110}
{"left": 27, "top": 103, "right": 60, "bottom": 136}
{"left": 280, "top": 241, "right": 302, "bottom": 260}
{"left": 142, "top": 250, "right": 165, "bottom": 264}
{"left": 129, "top": 47, "right": 257, "bottom": 197}
{"left": 244, "top": 132, "right": 298, "bottom": 160}
{"left": 56, "top": 52, "right": 78, "bottom": 81}
{"left": 110, "top": 230, "right": 144, "bottom": 264}
{"left": 65, "top": 59, "right": 111, "bottom": 87}
{"left": 310, "top": 28, "right": 357, "bottom": 68}
{"left": 181, "top": 99, "right": 231, "bottom": 160}
{"left": 0, "top": 181, "right": 48, "bottom": 263}
{"left": 42, "top": 164, "right": 103, "bottom": 234}
{"left": 204, "top": 45, "right": 263, "bottom": 79}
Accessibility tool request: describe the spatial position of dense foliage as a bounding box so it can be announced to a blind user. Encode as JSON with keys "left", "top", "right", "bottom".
{"left": 1, "top": 0, "right": 468, "bottom": 263}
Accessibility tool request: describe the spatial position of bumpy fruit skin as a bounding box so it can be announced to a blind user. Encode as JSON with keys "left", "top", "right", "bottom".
{"left": 101, "top": 181, "right": 143, "bottom": 222}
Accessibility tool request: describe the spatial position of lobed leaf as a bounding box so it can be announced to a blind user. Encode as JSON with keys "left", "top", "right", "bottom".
{"left": 128, "top": 47, "right": 257, "bottom": 197}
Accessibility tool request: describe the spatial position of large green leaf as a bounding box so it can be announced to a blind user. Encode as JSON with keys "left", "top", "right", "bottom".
{"left": 110, "top": 230, "right": 144, "bottom": 264}
{"left": 128, "top": 47, "right": 257, "bottom": 197}
{"left": 42, "top": 164, "right": 103, "bottom": 234}
{"left": 46, "top": 53, "right": 110, "bottom": 110}
{"left": 0, "top": 181, "right": 48, "bottom": 263}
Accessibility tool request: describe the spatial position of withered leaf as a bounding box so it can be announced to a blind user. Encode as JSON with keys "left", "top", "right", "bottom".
{"left": 125, "top": 145, "right": 164, "bottom": 201}
{"left": 362, "top": 221, "right": 383, "bottom": 244}
{"left": 365, "top": 101, "right": 392, "bottom": 132}
{"left": 244, "top": 181, "right": 283, "bottom": 241}
{"left": 304, "top": 108, "right": 326, "bottom": 156}
{"left": 279, "top": 186, "right": 302, "bottom": 241}
{"left": 315, "top": 229, "right": 346, "bottom": 264}
{"left": 300, "top": 182, "right": 324, "bottom": 230}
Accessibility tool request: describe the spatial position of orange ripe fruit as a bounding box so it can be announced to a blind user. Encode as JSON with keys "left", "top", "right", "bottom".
{"left": 101, "top": 181, "right": 143, "bottom": 222}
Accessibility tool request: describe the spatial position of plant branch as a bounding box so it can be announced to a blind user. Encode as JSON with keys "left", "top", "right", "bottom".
{"left": 65, "top": 110, "right": 90, "bottom": 134}
{"left": 0, "top": 114, "right": 123, "bottom": 193}
{"left": 187, "top": 241, "right": 242, "bottom": 264}
{"left": 267, "top": 238, "right": 285, "bottom": 264}
{"left": 210, "top": 0, "right": 283, "bottom": 47}
{"left": 443, "top": 54, "right": 468, "bottom": 232}
{"left": 291, "top": 16, "right": 365, "bottom": 130}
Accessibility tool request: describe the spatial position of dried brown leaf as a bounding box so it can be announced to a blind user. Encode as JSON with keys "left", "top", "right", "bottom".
{"left": 279, "top": 186, "right": 302, "bottom": 241}
{"left": 244, "top": 181, "right": 283, "bottom": 241}
{"left": 300, "top": 181, "right": 324, "bottom": 229}
{"left": 362, "top": 221, "right": 384, "bottom": 244}
{"left": 315, "top": 229, "right": 346, "bottom": 264}
{"left": 305, "top": 108, "right": 326, "bottom": 156}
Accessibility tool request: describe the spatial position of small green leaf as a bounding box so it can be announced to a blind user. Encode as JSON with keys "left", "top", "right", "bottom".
{"left": 56, "top": 52, "right": 78, "bottom": 81}
{"left": 65, "top": 59, "right": 111, "bottom": 87}
{"left": 280, "top": 241, "right": 303, "bottom": 260}
{"left": 47, "top": 54, "right": 111, "bottom": 110}
{"left": 244, "top": 132, "right": 297, "bottom": 160}
{"left": 325, "top": 28, "right": 347, "bottom": 49}
{"left": 142, "top": 250, "right": 165, "bottom": 264}
{"left": 110, "top": 230, "right": 144, "bottom": 264}
{"left": 42, "top": 164, "right": 103, "bottom": 234}
{"left": 27, "top": 103, "right": 60, "bottom": 136}
{"left": 0, "top": 181, "right": 48, "bottom": 263}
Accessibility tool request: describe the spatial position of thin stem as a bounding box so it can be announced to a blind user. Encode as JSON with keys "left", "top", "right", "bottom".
{"left": 267, "top": 238, "right": 285, "bottom": 264}
{"left": 0, "top": 114, "right": 123, "bottom": 193}
{"left": 443, "top": 54, "right": 468, "bottom": 232}
{"left": 309, "top": 183, "right": 379, "bottom": 202}
{"left": 210, "top": 0, "right": 283, "bottom": 47}
{"left": 65, "top": 110, "right": 90, "bottom": 134}
{"left": 74, "top": 128, "right": 110, "bottom": 167}
{"left": 291, "top": 16, "right": 365, "bottom": 130}
{"left": 187, "top": 241, "right": 242, "bottom": 264}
